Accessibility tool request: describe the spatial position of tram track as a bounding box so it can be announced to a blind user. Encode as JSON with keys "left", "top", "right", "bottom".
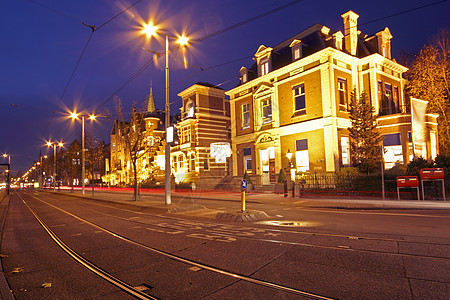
{"left": 17, "top": 190, "right": 335, "bottom": 300}
{"left": 29, "top": 190, "right": 450, "bottom": 260}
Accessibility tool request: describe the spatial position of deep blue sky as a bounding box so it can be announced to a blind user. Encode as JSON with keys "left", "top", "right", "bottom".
{"left": 1, "top": 0, "right": 449, "bottom": 173}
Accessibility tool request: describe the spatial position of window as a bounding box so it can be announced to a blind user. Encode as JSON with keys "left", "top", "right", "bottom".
{"left": 295, "top": 139, "right": 309, "bottom": 172}
{"left": 178, "top": 154, "right": 184, "bottom": 170}
{"left": 293, "top": 47, "right": 301, "bottom": 60}
{"left": 186, "top": 101, "right": 194, "bottom": 118}
{"left": 260, "top": 60, "right": 269, "bottom": 76}
{"left": 341, "top": 136, "right": 350, "bottom": 166}
{"left": 181, "top": 126, "right": 190, "bottom": 144}
{"left": 204, "top": 156, "right": 209, "bottom": 171}
{"left": 243, "top": 148, "right": 252, "bottom": 172}
{"left": 393, "top": 86, "right": 400, "bottom": 113}
{"left": 338, "top": 78, "right": 348, "bottom": 110}
{"left": 383, "top": 133, "right": 403, "bottom": 169}
{"left": 189, "top": 153, "right": 195, "bottom": 171}
{"left": 293, "top": 84, "right": 305, "bottom": 112}
{"left": 172, "top": 155, "right": 178, "bottom": 172}
{"left": 242, "top": 73, "right": 247, "bottom": 83}
{"left": 242, "top": 103, "right": 250, "bottom": 129}
{"left": 261, "top": 98, "right": 272, "bottom": 124}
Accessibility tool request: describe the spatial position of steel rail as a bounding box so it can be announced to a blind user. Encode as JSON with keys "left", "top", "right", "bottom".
{"left": 23, "top": 191, "right": 334, "bottom": 300}
{"left": 15, "top": 191, "right": 158, "bottom": 300}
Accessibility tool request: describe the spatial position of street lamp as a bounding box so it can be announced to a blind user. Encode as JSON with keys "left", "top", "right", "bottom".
{"left": 141, "top": 21, "right": 190, "bottom": 205}
{"left": 69, "top": 111, "right": 98, "bottom": 195}
{"left": 46, "top": 141, "right": 64, "bottom": 190}
{"left": 2, "top": 153, "right": 11, "bottom": 195}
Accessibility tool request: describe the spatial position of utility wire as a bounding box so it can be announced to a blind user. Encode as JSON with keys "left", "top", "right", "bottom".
{"left": 195, "top": 0, "right": 307, "bottom": 42}
{"left": 28, "top": 0, "right": 83, "bottom": 24}
{"left": 96, "top": 0, "right": 144, "bottom": 31}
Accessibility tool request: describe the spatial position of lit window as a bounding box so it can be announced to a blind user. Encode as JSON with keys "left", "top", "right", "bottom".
{"left": 260, "top": 60, "right": 269, "bottom": 76}
{"left": 295, "top": 139, "right": 309, "bottom": 172}
{"left": 293, "top": 47, "right": 301, "bottom": 60}
{"left": 430, "top": 131, "right": 437, "bottom": 159}
{"left": 293, "top": 84, "right": 305, "bottom": 112}
{"left": 338, "top": 78, "right": 348, "bottom": 110}
{"left": 186, "top": 101, "right": 194, "bottom": 118}
{"left": 261, "top": 98, "right": 272, "bottom": 124}
{"left": 179, "top": 154, "right": 184, "bottom": 170}
{"left": 393, "top": 86, "right": 400, "bottom": 113}
{"left": 242, "top": 73, "right": 247, "bottom": 83}
{"left": 383, "top": 133, "right": 403, "bottom": 169}
{"left": 242, "top": 103, "right": 250, "bottom": 129}
{"left": 341, "top": 136, "right": 350, "bottom": 166}
{"left": 243, "top": 148, "right": 252, "bottom": 173}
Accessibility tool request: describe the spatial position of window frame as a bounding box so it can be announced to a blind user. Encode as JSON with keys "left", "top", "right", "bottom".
{"left": 261, "top": 97, "right": 272, "bottom": 124}
{"left": 292, "top": 83, "right": 306, "bottom": 114}
{"left": 241, "top": 102, "right": 250, "bottom": 129}
{"left": 260, "top": 60, "right": 269, "bottom": 76}
{"left": 337, "top": 78, "right": 348, "bottom": 110}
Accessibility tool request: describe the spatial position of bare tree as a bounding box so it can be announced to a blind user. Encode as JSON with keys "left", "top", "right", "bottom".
{"left": 113, "top": 96, "right": 149, "bottom": 201}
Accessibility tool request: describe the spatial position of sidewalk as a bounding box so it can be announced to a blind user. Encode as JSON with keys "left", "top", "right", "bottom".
{"left": 38, "top": 188, "right": 450, "bottom": 215}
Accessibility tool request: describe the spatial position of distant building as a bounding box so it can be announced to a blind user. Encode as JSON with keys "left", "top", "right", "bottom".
{"left": 171, "top": 82, "right": 231, "bottom": 188}
{"left": 226, "top": 10, "right": 438, "bottom": 185}
{"left": 107, "top": 87, "right": 166, "bottom": 186}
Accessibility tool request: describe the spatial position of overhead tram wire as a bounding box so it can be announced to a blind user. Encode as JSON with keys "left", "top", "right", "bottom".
{"left": 93, "top": 0, "right": 447, "bottom": 115}
{"left": 37, "top": 0, "right": 146, "bottom": 133}
{"left": 94, "top": 1, "right": 309, "bottom": 112}
{"left": 28, "top": 0, "right": 84, "bottom": 24}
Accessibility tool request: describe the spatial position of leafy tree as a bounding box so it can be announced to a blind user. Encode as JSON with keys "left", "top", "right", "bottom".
{"left": 348, "top": 90, "right": 383, "bottom": 174}
{"left": 406, "top": 29, "right": 450, "bottom": 155}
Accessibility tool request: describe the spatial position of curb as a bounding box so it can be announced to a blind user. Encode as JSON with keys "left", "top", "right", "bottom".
{"left": 0, "top": 195, "right": 14, "bottom": 300}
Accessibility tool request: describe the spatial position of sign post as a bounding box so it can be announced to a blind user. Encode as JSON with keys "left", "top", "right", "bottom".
{"left": 241, "top": 179, "right": 247, "bottom": 212}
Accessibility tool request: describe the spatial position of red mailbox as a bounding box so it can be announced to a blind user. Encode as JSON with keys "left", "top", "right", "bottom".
{"left": 396, "top": 176, "right": 419, "bottom": 187}
{"left": 420, "top": 168, "right": 445, "bottom": 180}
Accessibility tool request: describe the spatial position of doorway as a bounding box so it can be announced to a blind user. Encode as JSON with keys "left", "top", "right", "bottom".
{"left": 260, "top": 147, "right": 275, "bottom": 185}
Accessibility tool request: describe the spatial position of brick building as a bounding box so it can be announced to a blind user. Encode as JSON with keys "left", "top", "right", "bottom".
{"left": 226, "top": 10, "right": 438, "bottom": 186}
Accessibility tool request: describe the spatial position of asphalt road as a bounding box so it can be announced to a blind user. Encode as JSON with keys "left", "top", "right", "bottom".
{"left": 1, "top": 190, "right": 449, "bottom": 299}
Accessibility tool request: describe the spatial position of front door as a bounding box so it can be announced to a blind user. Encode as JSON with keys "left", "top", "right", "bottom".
{"left": 260, "top": 147, "right": 275, "bottom": 185}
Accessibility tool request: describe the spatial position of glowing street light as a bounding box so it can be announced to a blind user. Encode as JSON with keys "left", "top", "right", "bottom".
{"left": 69, "top": 110, "right": 101, "bottom": 195}
{"left": 141, "top": 20, "right": 190, "bottom": 205}
{"left": 45, "top": 140, "right": 64, "bottom": 190}
{"left": 2, "top": 153, "right": 11, "bottom": 195}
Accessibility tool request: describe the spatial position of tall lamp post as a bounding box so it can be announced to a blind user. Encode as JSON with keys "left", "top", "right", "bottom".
{"left": 2, "top": 154, "right": 10, "bottom": 195}
{"left": 70, "top": 111, "right": 97, "bottom": 195}
{"left": 46, "top": 141, "right": 63, "bottom": 190}
{"left": 142, "top": 21, "right": 190, "bottom": 205}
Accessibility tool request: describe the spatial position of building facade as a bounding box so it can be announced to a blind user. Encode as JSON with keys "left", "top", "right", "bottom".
{"left": 226, "top": 10, "right": 438, "bottom": 185}
{"left": 171, "top": 82, "right": 231, "bottom": 188}
{"left": 107, "top": 91, "right": 166, "bottom": 186}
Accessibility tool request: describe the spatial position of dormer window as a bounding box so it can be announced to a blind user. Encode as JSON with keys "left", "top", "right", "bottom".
{"left": 289, "top": 39, "right": 302, "bottom": 62}
{"left": 260, "top": 60, "right": 269, "bottom": 76}
{"left": 240, "top": 66, "right": 249, "bottom": 84}
{"left": 254, "top": 45, "right": 273, "bottom": 77}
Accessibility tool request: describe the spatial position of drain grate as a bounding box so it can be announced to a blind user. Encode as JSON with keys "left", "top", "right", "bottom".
{"left": 134, "top": 284, "right": 153, "bottom": 293}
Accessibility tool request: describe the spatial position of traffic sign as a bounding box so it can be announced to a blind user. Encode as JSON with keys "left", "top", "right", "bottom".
{"left": 241, "top": 179, "right": 248, "bottom": 190}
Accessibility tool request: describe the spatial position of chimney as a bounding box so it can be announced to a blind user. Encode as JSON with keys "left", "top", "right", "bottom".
{"left": 341, "top": 10, "right": 359, "bottom": 56}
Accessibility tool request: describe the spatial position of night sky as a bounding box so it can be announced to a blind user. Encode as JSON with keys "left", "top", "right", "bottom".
{"left": 1, "top": 0, "right": 449, "bottom": 174}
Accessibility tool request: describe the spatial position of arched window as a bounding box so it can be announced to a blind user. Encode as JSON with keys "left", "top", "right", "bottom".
{"left": 186, "top": 100, "right": 195, "bottom": 118}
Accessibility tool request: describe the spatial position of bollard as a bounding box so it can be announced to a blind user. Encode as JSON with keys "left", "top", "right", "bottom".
{"left": 284, "top": 180, "right": 287, "bottom": 198}
{"left": 292, "top": 182, "right": 295, "bottom": 197}
{"left": 241, "top": 189, "right": 246, "bottom": 212}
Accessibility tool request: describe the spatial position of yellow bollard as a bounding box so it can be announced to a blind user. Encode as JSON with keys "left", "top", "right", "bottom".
{"left": 241, "top": 189, "right": 246, "bottom": 212}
